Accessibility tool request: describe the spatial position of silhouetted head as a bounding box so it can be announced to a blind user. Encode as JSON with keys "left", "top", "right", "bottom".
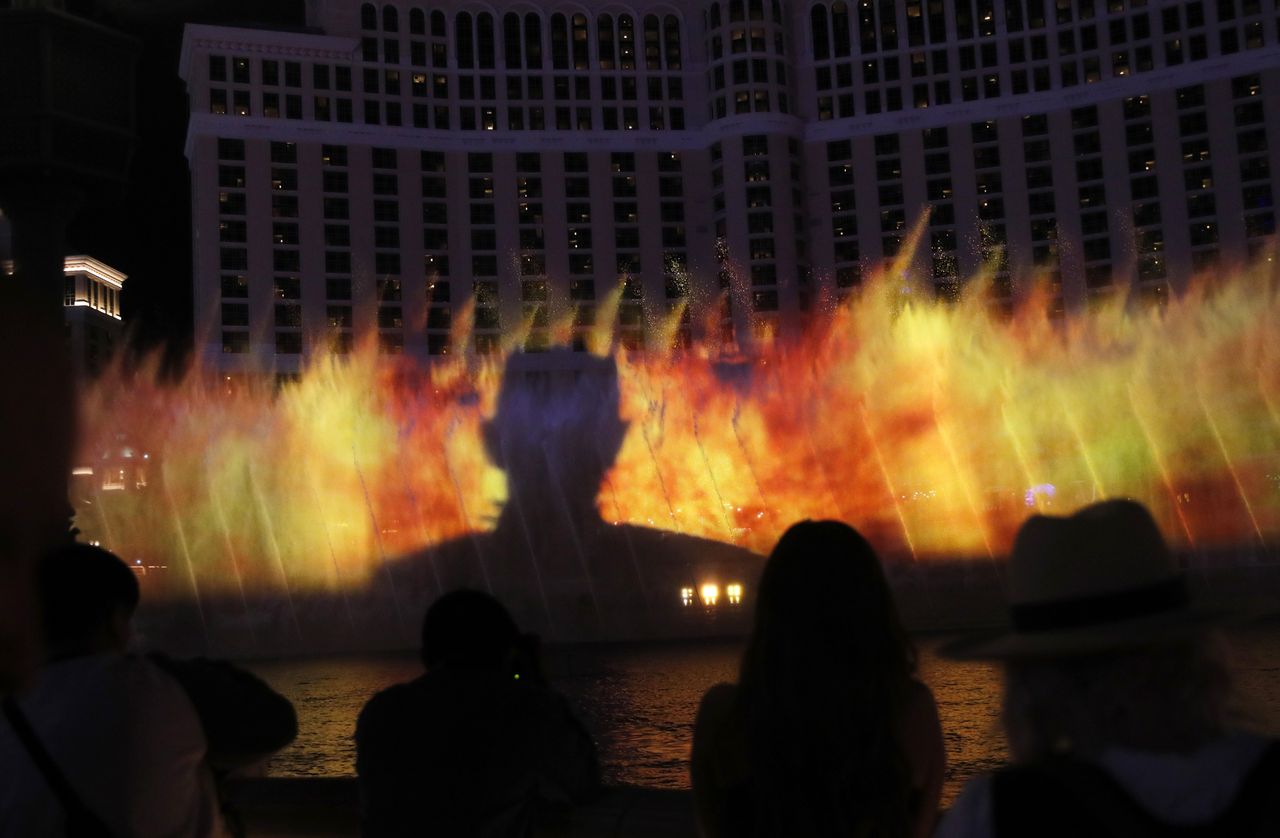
{"left": 747, "top": 520, "right": 912, "bottom": 676}
{"left": 420, "top": 589, "right": 519, "bottom": 672}
{"left": 942, "top": 499, "right": 1234, "bottom": 761}
{"left": 737, "top": 520, "right": 916, "bottom": 835}
{"left": 481, "top": 349, "right": 629, "bottom": 511}
{"left": 38, "top": 543, "right": 140, "bottom": 661}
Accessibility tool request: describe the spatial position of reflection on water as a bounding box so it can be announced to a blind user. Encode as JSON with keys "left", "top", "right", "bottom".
{"left": 246, "top": 628, "right": 1280, "bottom": 805}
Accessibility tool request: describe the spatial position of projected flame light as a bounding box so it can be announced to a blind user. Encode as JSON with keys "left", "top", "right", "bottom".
{"left": 72, "top": 241, "right": 1280, "bottom": 601}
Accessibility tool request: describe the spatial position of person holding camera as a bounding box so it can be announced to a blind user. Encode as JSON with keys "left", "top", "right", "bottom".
{"left": 355, "top": 589, "right": 600, "bottom": 837}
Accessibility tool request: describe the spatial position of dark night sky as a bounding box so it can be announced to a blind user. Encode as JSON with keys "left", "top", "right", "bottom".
{"left": 64, "top": 1, "right": 306, "bottom": 368}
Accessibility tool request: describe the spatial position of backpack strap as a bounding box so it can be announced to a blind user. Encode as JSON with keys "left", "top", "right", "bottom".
{"left": 3, "top": 695, "right": 115, "bottom": 838}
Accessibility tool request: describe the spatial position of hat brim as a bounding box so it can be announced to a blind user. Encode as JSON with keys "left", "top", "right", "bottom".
{"left": 938, "top": 604, "right": 1230, "bottom": 660}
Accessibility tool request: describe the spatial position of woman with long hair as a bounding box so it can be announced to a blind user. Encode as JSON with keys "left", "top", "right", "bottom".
{"left": 691, "top": 520, "right": 944, "bottom": 838}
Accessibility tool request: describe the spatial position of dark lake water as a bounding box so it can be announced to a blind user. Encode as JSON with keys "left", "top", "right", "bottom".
{"left": 247, "top": 627, "right": 1280, "bottom": 805}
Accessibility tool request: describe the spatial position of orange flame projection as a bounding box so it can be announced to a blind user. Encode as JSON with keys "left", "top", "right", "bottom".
{"left": 74, "top": 252, "right": 1280, "bottom": 598}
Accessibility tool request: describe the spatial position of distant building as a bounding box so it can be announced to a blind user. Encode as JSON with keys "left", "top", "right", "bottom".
{"left": 62, "top": 255, "right": 126, "bottom": 378}
{"left": 180, "top": 1, "right": 1280, "bottom": 373}
{"left": 1, "top": 216, "right": 126, "bottom": 379}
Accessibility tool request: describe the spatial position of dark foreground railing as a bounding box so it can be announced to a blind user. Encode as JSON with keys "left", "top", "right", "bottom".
{"left": 226, "top": 778, "right": 699, "bottom": 837}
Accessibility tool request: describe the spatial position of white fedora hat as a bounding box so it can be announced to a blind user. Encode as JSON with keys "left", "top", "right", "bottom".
{"left": 942, "top": 499, "right": 1222, "bottom": 659}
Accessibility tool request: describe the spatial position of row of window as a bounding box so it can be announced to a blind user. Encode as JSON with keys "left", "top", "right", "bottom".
{"left": 812, "top": 14, "right": 1274, "bottom": 119}
{"left": 814, "top": 79, "right": 1270, "bottom": 294}
{"left": 359, "top": 5, "right": 684, "bottom": 73}
{"left": 809, "top": 0, "right": 1265, "bottom": 59}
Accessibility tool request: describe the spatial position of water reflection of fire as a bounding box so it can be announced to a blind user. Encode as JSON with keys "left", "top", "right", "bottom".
{"left": 72, "top": 253, "right": 1280, "bottom": 598}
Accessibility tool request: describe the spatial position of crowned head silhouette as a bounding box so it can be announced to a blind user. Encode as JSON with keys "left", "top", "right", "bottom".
{"left": 385, "top": 348, "right": 762, "bottom": 641}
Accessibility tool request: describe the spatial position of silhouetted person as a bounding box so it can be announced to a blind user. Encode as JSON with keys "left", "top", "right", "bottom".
{"left": 938, "top": 500, "right": 1280, "bottom": 838}
{"left": 356, "top": 589, "right": 599, "bottom": 837}
{"left": 692, "top": 520, "right": 944, "bottom": 838}
{"left": 0, "top": 544, "right": 297, "bottom": 836}
{"left": 385, "top": 349, "right": 763, "bottom": 641}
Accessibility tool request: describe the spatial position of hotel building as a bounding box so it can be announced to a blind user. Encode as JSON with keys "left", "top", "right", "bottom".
{"left": 180, "top": 0, "right": 1280, "bottom": 372}
{"left": 61, "top": 255, "right": 126, "bottom": 379}
{"left": 1, "top": 213, "right": 126, "bottom": 378}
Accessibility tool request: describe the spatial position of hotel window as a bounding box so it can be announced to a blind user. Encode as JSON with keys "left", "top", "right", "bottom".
{"left": 275, "top": 303, "right": 302, "bottom": 328}
{"left": 323, "top": 198, "right": 350, "bottom": 220}
{"left": 271, "top": 195, "right": 298, "bottom": 219}
{"left": 324, "top": 225, "right": 350, "bottom": 247}
{"left": 325, "top": 277, "right": 353, "bottom": 301}
{"left": 220, "top": 248, "right": 248, "bottom": 271}
{"left": 327, "top": 305, "right": 353, "bottom": 329}
{"left": 221, "top": 274, "right": 249, "bottom": 298}
{"left": 522, "top": 12, "right": 542, "bottom": 68}
{"left": 218, "top": 192, "right": 246, "bottom": 215}
{"left": 1233, "top": 74, "right": 1274, "bottom": 240}
{"left": 221, "top": 302, "right": 249, "bottom": 327}
{"left": 221, "top": 331, "right": 250, "bottom": 354}
{"left": 456, "top": 13, "right": 475, "bottom": 68}
{"left": 325, "top": 251, "right": 351, "bottom": 274}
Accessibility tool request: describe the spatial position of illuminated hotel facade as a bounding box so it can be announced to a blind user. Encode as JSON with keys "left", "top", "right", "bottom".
{"left": 61, "top": 256, "right": 127, "bottom": 379}
{"left": 0, "top": 215, "right": 126, "bottom": 378}
{"left": 180, "top": 0, "right": 1280, "bottom": 372}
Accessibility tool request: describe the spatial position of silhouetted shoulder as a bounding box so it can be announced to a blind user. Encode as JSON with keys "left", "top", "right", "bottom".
{"left": 385, "top": 537, "right": 489, "bottom": 596}
{"left": 696, "top": 682, "right": 739, "bottom": 721}
{"left": 608, "top": 525, "right": 763, "bottom": 583}
{"left": 356, "top": 678, "right": 411, "bottom": 720}
{"left": 934, "top": 775, "right": 994, "bottom": 838}
{"left": 692, "top": 682, "right": 742, "bottom": 767}
{"left": 692, "top": 682, "right": 750, "bottom": 838}
{"left": 616, "top": 526, "right": 759, "bottom": 561}
{"left": 356, "top": 677, "right": 427, "bottom": 740}
{"left": 900, "top": 679, "right": 945, "bottom": 838}
{"left": 150, "top": 654, "right": 297, "bottom": 770}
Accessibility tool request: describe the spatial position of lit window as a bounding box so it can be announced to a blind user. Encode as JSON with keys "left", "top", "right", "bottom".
{"left": 700, "top": 583, "right": 719, "bottom": 607}
{"left": 726, "top": 584, "right": 743, "bottom": 605}
{"left": 680, "top": 587, "right": 694, "bottom": 607}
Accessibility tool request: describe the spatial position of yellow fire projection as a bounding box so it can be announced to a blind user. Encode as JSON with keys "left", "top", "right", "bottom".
{"left": 75, "top": 249, "right": 1280, "bottom": 597}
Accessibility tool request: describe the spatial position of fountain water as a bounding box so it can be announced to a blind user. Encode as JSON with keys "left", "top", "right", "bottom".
{"left": 70, "top": 240, "right": 1280, "bottom": 648}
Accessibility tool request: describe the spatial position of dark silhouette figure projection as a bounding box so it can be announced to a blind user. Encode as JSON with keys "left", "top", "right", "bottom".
{"left": 386, "top": 349, "right": 764, "bottom": 640}
{"left": 692, "top": 520, "right": 944, "bottom": 838}
{"left": 356, "top": 589, "right": 599, "bottom": 837}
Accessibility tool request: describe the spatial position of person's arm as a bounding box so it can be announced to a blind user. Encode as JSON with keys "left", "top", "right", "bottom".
{"left": 691, "top": 683, "right": 736, "bottom": 838}
{"left": 355, "top": 693, "right": 403, "bottom": 838}
{"left": 118, "top": 658, "right": 225, "bottom": 837}
{"left": 150, "top": 654, "right": 297, "bottom": 771}
{"left": 903, "top": 680, "right": 946, "bottom": 838}
{"left": 933, "top": 776, "right": 995, "bottom": 838}
{"left": 537, "top": 690, "right": 601, "bottom": 804}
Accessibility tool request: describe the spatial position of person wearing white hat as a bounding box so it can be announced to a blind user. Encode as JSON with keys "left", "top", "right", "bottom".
{"left": 936, "top": 499, "right": 1279, "bottom": 838}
